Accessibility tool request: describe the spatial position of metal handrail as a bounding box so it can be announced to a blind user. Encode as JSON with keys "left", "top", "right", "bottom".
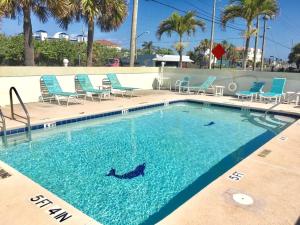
{"left": 264, "top": 92, "right": 298, "bottom": 117}
{"left": 0, "top": 108, "right": 7, "bottom": 146}
{"left": 9, "top": 87, "right": 31, "bottom": 141}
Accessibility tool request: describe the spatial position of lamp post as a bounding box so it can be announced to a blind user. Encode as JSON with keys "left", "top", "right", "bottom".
{"left": 260, "top": 15, "right": 271, "bottom": 71}
{"left": 135, "top": 31, "right": 150, "bottom": 60}
{"left": 209, "top": 0, "right": 217, "bottom": 69}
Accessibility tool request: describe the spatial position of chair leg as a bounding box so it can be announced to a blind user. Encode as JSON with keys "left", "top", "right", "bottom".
{"left": 56, "top": 96, "right": 61, "bottom": 105}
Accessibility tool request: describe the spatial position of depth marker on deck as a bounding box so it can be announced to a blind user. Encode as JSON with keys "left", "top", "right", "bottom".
{"left": 228, "top": 171, "right": 244, "bottom": 181}
{"left": 0, "top": 167, "right": 11, "bottom": 179}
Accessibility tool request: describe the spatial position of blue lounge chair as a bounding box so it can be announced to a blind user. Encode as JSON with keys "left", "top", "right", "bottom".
{"left": 182, "top": 76, "right": 216, "bottom": 94}
{"left": 260, "top": 78, "right": 286, "bottom": 104}
{"left": 174, "top": 76, "right": 189, "bottom": 92}
{"left": 75, "top": 74, "right": 110, "bottom": 101}
{"left": 106, "top": 73, "right": 138, "bottom": 97}
{"left": 40, "top": 75, "right": 84, "bottom": 106}
{"left": 236, "top": 81, "right": 265, "bottom": 101}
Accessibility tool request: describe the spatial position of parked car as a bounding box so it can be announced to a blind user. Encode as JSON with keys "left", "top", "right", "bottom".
{"left": 106, "top": 58, "right": 120, "bottom": 67}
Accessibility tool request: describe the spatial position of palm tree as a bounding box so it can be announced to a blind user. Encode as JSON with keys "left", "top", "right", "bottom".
{"left": 288, "top": 43, "right": 300, "bottom": 69}
{"left": 0, "top": 0, "right": 69, "bottom": 66}
{"left": 60, "top": 0, "right": 128, "bottom": 66}
{"left": 189, "top": 39, "right": 211, "bottom": 67}
{"left": 142, "top": 41, "right": 154, "bottom": 54}
{"left": 221, "top": 0, "right": 278, "bottom": 70}
{"left": 156, "top": 11, "right": 205, "bottom": 68}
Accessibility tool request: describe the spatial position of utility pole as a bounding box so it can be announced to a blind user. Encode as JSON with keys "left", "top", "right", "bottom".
{"left": 260, "top": 15, "right": 269, "bottom": 71}
{"left": 130, "top": 0, "right": 138, "bottom": 67}
{"left": 135, "top": 31, "right": 150, "bottom": 61}
{"left": 253, "top": 16, "right": 259, "bottom": 71}
{"left": 209, "top": 0, "right": 217, "bottom": 69}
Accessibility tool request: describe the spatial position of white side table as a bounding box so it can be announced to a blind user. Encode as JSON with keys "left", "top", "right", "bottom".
{"left": 296, "top": 92, "right": 300, "bottom": 105}
{"left": 284, "top": 91, "right": 296, "bottom": 104}
{"left": 214, "top": 86, "right": 225, "bottom": 96}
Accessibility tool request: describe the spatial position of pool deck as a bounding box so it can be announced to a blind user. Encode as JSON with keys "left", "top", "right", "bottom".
{"left": 0, "top": 90, "right": 299, "bottom": 225}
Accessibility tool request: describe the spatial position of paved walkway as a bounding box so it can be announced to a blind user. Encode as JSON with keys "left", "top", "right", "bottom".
{"left": 1, "top": 90, "right": 299, "bottom": 130}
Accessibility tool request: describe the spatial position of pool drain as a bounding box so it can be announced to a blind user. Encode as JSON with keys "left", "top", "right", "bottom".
{"left": 232, "top": 193, "right": 254, "bottom": 205}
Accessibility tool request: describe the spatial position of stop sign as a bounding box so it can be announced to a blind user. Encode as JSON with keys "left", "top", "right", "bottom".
{"left": 212, "top": 44, "right": 226, "bottom": 59}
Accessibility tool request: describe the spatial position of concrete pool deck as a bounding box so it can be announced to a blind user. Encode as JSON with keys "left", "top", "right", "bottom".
{"left": 0, "top": 90, "right": 299, "bottom": 225}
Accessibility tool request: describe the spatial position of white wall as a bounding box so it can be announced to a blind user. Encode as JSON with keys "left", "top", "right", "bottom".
{"left": 1, "top": 66, "right": 299, "bottom": 106}
{"left": 0, "top": 67, "right": 160, "bottom": 106}
{"left": 163, "top": 68, "right": 300, "bottom": 95}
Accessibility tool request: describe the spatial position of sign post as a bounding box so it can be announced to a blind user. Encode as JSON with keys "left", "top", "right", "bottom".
{"left": 212, "top": 44, "right": 226, "bottom": 70}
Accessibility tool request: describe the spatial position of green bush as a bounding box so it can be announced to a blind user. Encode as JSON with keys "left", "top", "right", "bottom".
{"left": 0, "top": 34, "right": 121, "bottom": 66}
{"left": 0, "top": 35, "right": 24, "bottom": 65}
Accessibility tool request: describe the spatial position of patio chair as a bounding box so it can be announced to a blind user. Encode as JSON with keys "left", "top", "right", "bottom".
{"left": 106, "top": 73, "right": 138, "bottom": 97}
{"left": 40, "top": 75, "right": 84, "bottom": 106}
{"left": 236, "top": 81, "right": 265, "bottom": 101}
{"left": 75, "top": 74, "right": 110, "bottom": 101}
{"left": 174, "top": 76, "right": 189, "bottom": 92}
{"left": 182, "top": 76, "right": 216, "bottom": 94}
{"left": 260, "top": 78, "right": 286, "bottom": 104}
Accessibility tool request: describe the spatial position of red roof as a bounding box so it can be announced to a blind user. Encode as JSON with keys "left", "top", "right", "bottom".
{"left": 95, "top": 39, "right": 120, "bottom": 47}
{"left": 235, "top": 47, "right": 245, "bottom": 51}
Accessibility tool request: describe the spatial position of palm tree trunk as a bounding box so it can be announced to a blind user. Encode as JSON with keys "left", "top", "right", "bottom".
{"left": 23, "top": 7, "right": 34, "bottom": 66}
{"left": 243, "top": 24, "right": 251, "bottom": 70}
{"left": 179, "top": 35, "right": 183, "bottom": 68}
{"left": 87, "top": 19, "right": 94, "bottom": 67}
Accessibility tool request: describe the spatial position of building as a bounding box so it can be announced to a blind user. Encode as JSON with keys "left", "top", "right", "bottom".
{"left": 69, "top": 34, "right": 88, "bottom": 43}
{"left": 95, "top": 39, "right": 122, "bottom": 51}
{"left": 33, "top": 30, "right": 48, "bottom": 41}
{"left": 33, "top": 31, "right": 87, "bottom": 43}
{"left": 76, "top": 34, "right": 87, "bottom": 43}
{"left": 236, "top": 47, "right": 262, "bottom": 62}
{"left": 53, "top": 32, "right": 70, "bottom": 40}
{"left": 152, "top": 54, "right": 194, "bottom": 67}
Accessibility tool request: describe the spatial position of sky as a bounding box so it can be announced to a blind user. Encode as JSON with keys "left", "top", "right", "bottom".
{"left": 1, "top": 0, "right": 299, "bottom": 60}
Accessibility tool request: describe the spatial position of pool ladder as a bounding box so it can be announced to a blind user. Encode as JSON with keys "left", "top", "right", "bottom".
{"left": 10, "top": 87, "right": 32, "bottom": 140}
{"left": 0, "top": 87, "right": 32, "bottom": 146}
{"left": 0, "top": 108, "right": 7, "bottom": 146}
{"left": 264, "top": 92, "right": 298, "bottom": 117}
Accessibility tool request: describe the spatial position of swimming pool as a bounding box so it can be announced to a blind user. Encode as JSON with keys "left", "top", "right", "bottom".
{"left": 0, "top": 102, "right": 295, "bottom": 225}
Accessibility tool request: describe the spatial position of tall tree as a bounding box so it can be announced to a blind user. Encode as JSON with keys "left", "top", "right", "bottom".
{"left": 221, "top": 40, "right": 239, "bottom": 64}
{"left": 188, "top": 39, "right": 210, "bottom": 67}
{"left": 142, "top": 41, "right": 154, "bottom": 54}
{"left": 156, "top": 11, "right": 205, "bottom": 68}
{"left": 156, "top": 47, "right": 174, "bottom": 55}
{"left": 0, "top": 0, "right": 69, "bottom": 66}
{"left": 288, "top": 43, "right": 300, "bottom": 69}
{"left": 221, "top": 0, "right": 278, "bottom": 70}
{"left": 60, "top": 0, "right": 128, "bottom": 66}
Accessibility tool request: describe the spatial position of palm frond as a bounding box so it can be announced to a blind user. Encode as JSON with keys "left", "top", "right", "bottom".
{"left": 221, "top": 5, "right": 244, "bottom": 27}
{"left": 96, "top": 0, "right": 128, "bottom": 32}
{"left": 156, "top": 11, "right": 205, "bottom": 39}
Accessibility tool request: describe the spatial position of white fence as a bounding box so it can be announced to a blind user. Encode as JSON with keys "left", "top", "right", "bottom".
{"left": 0, "top": 66, "right": 299, "bottom": 106}
{"left": 163, "top": 68, "right": 300, "bottom": 95}
{"left": 0, "top": 67, "right": 160, "bottom": 106}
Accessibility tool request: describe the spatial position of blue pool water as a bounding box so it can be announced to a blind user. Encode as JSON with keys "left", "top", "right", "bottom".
{"left": 0, "top": 102, "right": 295, "bottom": 225}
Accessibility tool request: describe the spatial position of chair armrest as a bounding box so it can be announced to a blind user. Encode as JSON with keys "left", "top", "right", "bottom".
{"left": 174, "top": 80, "right": 181, "bottom": 85}
{"left": 179, "top": 81, "right": 189, "bottom": 87}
